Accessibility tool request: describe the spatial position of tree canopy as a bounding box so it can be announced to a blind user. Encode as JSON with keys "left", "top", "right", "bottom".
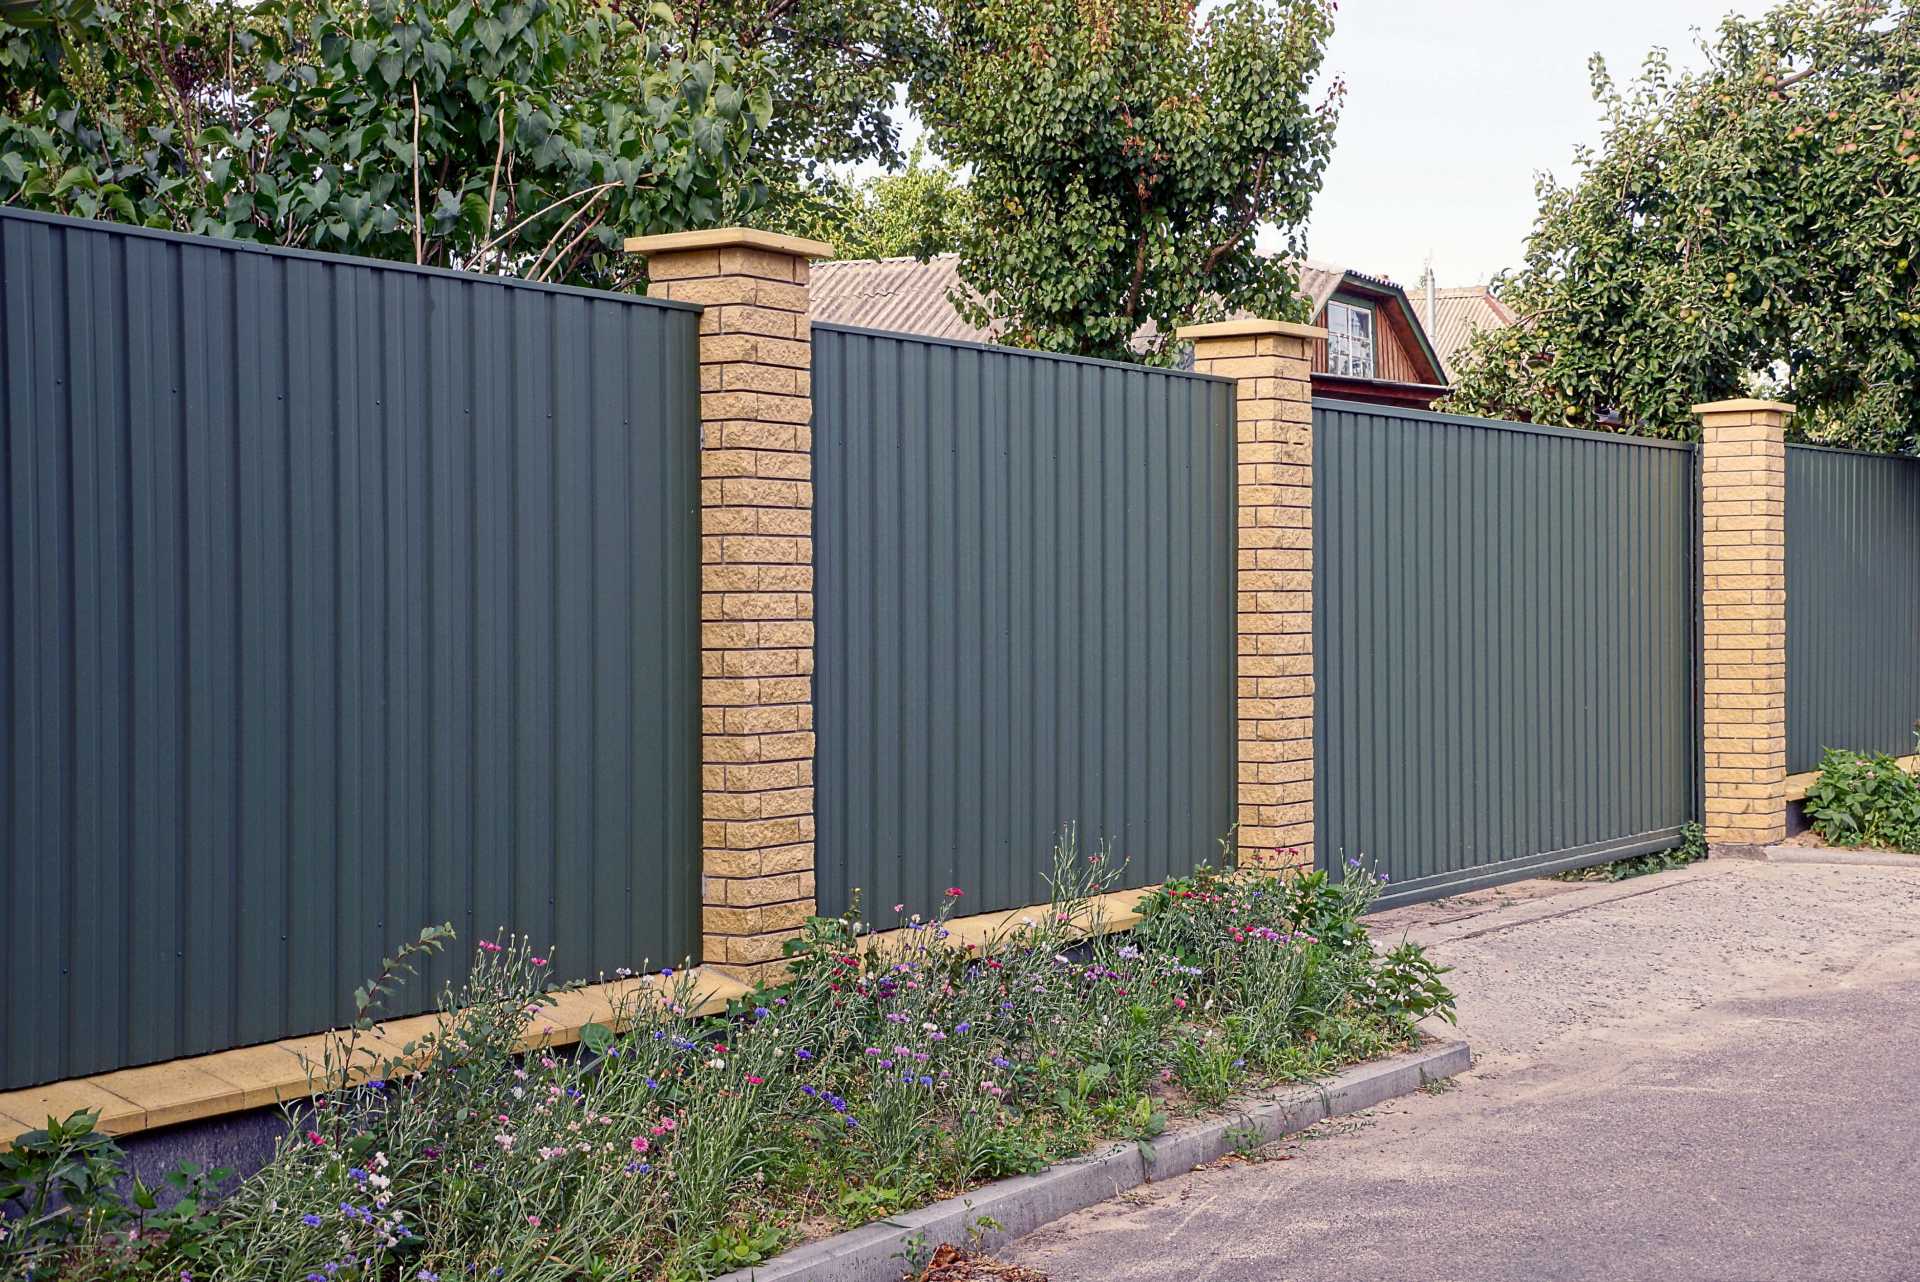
{"left": 0, "top": 0, "right": 771, "bottom": 289}
{"left": 771, "top": 144, "right": 969, "bottom": 261}
{"left": 1, "top": 0, "right": 1342, "bottom": 345}
{"left": 910, "top": 0, "right": 1340, "bottom": 364}
{"left": 1447, "top": 0, "right": 1920, "bottom": 452}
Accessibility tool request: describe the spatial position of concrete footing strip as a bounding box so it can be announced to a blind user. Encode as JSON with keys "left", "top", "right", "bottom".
{"left": 714, "top": 1039, "right": 1472, "bottom": 1282}
{"left": 1764, "top": 844, "right": 1920, "bottom": 868}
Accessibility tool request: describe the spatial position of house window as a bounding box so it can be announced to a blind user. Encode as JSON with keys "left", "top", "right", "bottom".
{"left": 1326, "top": 300, "right": 1374, "bottom": 379}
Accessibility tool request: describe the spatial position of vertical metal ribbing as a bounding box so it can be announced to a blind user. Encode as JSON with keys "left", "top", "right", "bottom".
{"left": 1313, "top": 399, "right": 1697, "bottom": 906}
{"left": 0, "top": 208, "right": 702, "bottom": 1090}
{"left": 811, "top": 326, "right": 1236, "bottom": 920}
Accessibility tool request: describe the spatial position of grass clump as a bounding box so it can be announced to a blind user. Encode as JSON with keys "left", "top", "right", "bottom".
{"left": 1555, "top": 821, "right": 1707, "bottom": 883}
{"left": 4, "top": 841, "right": 1453, "bottom": 1281}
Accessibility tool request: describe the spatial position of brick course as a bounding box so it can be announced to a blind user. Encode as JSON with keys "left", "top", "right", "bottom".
{"left": 627, "top": 228, "right": 833, "bottom": 978}
{"left": 1692, "top": 398, "right": 1791, "bottom": 849}
{"left": 1177, "top": 319, "right": 1325, "bottom": 870}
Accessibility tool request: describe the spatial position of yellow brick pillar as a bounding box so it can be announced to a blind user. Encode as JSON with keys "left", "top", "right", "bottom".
{"left": 1176, "top": 319, "right": 1325, "bottom": 870}
{"left": 625, "top": 227, "right": 833, "bottom": 978}
{"left": 1693, "top": 398, "right": 1792, "bottom": 852}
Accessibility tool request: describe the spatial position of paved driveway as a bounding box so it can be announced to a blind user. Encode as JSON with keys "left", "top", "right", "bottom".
{"left": 1004, "top": 857, "right": 1920, "bottom": 1282}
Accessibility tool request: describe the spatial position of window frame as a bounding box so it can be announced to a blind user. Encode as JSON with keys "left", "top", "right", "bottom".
{"left": 1325, "top": 298, "right": 1376, "bottom": 380}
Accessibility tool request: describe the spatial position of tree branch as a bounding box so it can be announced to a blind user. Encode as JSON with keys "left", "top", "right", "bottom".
{"left": 410, "top": 81, "right": 425, "bottom": 264}
{"left": 1123, "top": 174, "right": 1151, "bottom": 320}
{"left": 483, "top": 100, "right": 507, "bottom": 267}
{"left": 1203, "top": 153, "right": 1268, "bottom": 275}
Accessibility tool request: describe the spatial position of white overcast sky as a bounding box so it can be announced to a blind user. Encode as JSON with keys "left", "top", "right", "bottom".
{"left": 1283, "top": 0, "right": 1773, "bottom": 288}
{"left": 880, "top": 0, "right": 1773, "bottom": 288}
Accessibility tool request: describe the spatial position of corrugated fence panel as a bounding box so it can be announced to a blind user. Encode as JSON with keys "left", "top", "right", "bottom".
{"left": 1786, "top": 445, "right": 1920, "bottom": 773}
{"left": 1314, "top": 401, "right": 1697, "bottom": 906}
{"left": 0, "top": 209, "right": 702, "bottom": 1090}
{"left": 813, "top": 325, "right": 1235, "bottom": 919}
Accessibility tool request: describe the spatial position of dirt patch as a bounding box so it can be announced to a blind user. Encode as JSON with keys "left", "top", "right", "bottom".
{"left": 1778, "top": 827, "right": 1918, "bottom": 855}
{"left": 1368, "top": 878, "right": 1584, "bottom": 936}
{"left": 916, "top": 1244, "right": 1049, "bottom": 1281}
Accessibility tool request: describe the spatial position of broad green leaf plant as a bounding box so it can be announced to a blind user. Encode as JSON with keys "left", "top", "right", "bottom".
{"left": 1448, "top": 0, "right": 1920, "bottom": 452}
{"left": 0, "top": 0, "right": 772, "bottom": 290}
{"left": 911, "top": 0, "right": 1341, "bottom": 365}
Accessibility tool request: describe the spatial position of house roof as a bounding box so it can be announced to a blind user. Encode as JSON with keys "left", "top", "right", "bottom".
{"left": 811, "top": 254, "right": 1423, "bottom": 354}
{"left": 1295, "top": 260, "right": 1404, "bottom": 317}
{"left": 1417, "top": 285, "right": 1519, "bottom": 382}
{"left": 810, "top": 255, "right": 997, "bottom": 342}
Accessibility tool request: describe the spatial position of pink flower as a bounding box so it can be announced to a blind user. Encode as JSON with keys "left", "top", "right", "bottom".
{"left": 631, "top": 1136, "right": 650, "bottom": 1154}
{"left": 745, "top": 1074, "right": 765, "bottom": 1086}
{"left": 478, "top": 940, "right": 503, "bottom": 953}
{"left": 945, "top": 887, "right": 964, "bottom": 898}
{"left": 527, "top": 1215, "right": 541, "bottom": 1228}
{"left": 306, "top": 1130, "right": 326, "bottom": 1146}
{"left": 530, "top": 956, "right": 548, "bottom": 967}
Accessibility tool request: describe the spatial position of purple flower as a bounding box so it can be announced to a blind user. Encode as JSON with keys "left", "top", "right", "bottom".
{"left": 753, "top": 1006, "right": 771, "bottom": 1020}
{"left": 300, "top": 1214, "right": 323, "bottom": 1227}
{"left": 795, "top": 1048, "right": 814, "bottom": 1060}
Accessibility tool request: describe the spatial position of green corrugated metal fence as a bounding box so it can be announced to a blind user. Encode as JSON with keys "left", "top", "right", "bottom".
{"left": 813, "top": 325, "right": 1236, "bottom": 918}
{"left": 0, "top": 208, "right": 702, "bottom": 1091}
{"left": 1786, "top": 444, "right": 1920, "bottom": 773}
{"left": 1314, "top": 400, "right": 1699, "bottom": 905}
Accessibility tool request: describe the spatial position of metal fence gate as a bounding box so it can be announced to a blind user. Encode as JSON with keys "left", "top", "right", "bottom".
{"left": 1314, "top": 400, "right": 1699, "bottom": 906}
{"left": 0, "top": 209, "right": 702, "bottom": 1089}
{"left": 1785, "top": 444, "right": 1920, "bottom": 773}
{"left": 813, "top": 325, "right": 1237, "bottom": 918}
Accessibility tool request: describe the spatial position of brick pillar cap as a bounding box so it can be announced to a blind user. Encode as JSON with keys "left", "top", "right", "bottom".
{"left": 1690, "top": 397, "right": 1795, "bottom": 416}
{"left": 1176, "top": 318, "right": 1326, "bottom": 342}
{"left": 622, "top": 227, "right": 834, "bottom": 259}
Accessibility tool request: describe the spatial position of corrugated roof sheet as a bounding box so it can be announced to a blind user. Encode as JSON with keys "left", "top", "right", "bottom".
{"left": 810, "top": 255, "right": 997, "bottom": 341}
{"left": 811, "top": 254, "right": 1397, "bottom": 350}
{"left": 1416, "top": 285, "right": 1518, "bottom": 381}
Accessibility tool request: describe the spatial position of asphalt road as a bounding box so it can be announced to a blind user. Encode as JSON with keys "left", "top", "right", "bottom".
{"left": 1003, "top": 857, "right": 1920, "bottom": 1282}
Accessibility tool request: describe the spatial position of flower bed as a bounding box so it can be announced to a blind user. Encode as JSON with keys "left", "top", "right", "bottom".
{"left": 3, "top": 848, "right": 1454, "bottom": 1281}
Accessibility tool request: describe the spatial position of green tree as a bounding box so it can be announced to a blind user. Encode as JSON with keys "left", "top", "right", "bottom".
{"left": 1447, "top": 1, "right": 1920, "bottom": 452}
{"left": 677, "top": 0, "right": 937, "bottom": 180}
{"left": 773, "top": 143, "right": 969, "bottom": 260}
{"left": 910, "top": 0, "right": 1340, "bottom": 364}
{"left": 0, "top": 0, "right": 770, "bottom": 290}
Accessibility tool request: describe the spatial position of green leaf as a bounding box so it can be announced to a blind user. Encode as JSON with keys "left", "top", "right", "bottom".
{"left": 50, "top": 164, "right": 93, "bottom": 195}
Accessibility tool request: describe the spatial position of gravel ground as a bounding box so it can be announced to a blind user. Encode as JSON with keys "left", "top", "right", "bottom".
{"left": 1002, "top": 857, "right": 1920, "bottom": 1282}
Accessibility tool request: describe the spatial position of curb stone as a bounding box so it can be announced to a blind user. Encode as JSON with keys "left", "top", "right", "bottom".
{"left": 714, "top": 1039, "right": 1472, "bottom": 1282}
{"left": 1763, "top": 844, "right": 1920, "bottom": 868}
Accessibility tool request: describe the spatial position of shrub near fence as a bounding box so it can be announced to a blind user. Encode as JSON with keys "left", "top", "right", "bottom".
{"left": 0, "top": 210, "right": 702, "bottom": 1091}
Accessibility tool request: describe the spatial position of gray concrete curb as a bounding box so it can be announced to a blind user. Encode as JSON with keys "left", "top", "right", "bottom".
{"left": 1763, "top": 844, "right": 1920, "bottom": 868}
{"left": 714, "top": 1039, "right": 1472, "bottom": 1282}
